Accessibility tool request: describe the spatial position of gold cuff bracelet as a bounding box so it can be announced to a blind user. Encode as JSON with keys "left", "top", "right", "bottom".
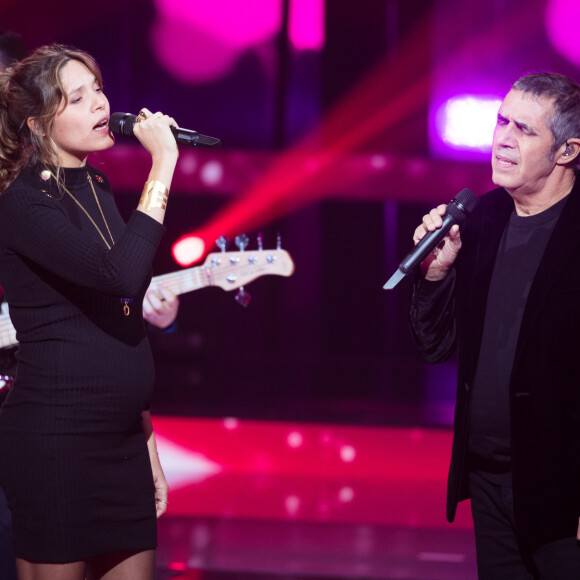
{"left": 139, "top": 180, "right": 169, "bottom": 212}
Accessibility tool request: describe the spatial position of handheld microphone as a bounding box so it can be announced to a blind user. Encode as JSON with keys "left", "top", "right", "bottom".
{"left": 383, "top": 188, "right": 479, "bottom": 290}
{"left": 108, "top": 112, "right": 221, "bottom": 148}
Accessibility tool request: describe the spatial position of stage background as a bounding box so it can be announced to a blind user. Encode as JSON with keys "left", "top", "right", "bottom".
{"left": 2, "top": 0, "right": 578, "bottom": 428}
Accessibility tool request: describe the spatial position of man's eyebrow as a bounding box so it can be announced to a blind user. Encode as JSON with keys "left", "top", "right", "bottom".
{"left": 497, "top": 112, "right": 536, "bottom": 134}
{"left": 514, "top": 119, "right": 536, "bottom": 134}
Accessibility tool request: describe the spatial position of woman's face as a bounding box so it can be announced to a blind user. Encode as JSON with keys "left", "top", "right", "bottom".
{"left": 49, "top": 59, "right": 114, "bottom": 167}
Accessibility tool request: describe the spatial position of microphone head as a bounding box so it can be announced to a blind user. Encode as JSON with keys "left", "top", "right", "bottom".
{"left": 453, "top": 188, "right": 478, "bottom": 212}
{"left": 108, "top": 113, "right": 136, "bottom": 137}
{"left": 447, "top": 188, "right": 478, "bottom": 225}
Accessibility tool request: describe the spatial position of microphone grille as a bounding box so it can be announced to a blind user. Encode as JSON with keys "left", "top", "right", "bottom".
{"left": 445, "top": 188, "right": 478, "bottom": 225}
{"left": 108, "top": 112, "right": 136, "bottom": 137}
{"left": 453, "top": 188, "right": 479, "bottom": 213}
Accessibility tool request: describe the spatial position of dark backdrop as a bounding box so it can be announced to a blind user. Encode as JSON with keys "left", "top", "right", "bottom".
{"left": 1, "top": 0, "right": 464, "bottom": 427}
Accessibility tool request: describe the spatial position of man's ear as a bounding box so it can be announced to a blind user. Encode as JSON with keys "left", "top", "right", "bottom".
{"left": 557, "top": 139, "right": 580, "bottom": 165}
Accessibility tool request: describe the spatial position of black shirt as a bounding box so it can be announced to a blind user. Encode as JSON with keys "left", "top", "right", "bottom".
{"left": 468, "top": 195, "right": 568, "bottom": 471}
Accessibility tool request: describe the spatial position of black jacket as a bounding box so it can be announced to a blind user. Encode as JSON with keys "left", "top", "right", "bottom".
{"left": 410, "top": 178, "right": 580, "bottom": 548}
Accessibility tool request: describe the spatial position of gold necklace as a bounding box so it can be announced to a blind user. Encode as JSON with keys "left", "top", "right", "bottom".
{"left": 44, "top": 169, "right": 133, "bottom": 316}
{"left": 46, "top": 170, "right": 115, "bottom": 250}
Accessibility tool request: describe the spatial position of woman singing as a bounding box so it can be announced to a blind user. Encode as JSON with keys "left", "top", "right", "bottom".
{"left": 0, "top": 44, "right": 179, "bottom": 579}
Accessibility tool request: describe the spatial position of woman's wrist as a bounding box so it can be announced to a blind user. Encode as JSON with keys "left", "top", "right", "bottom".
{"left": 138, "top": 180, "right": 169, "bottom": 212}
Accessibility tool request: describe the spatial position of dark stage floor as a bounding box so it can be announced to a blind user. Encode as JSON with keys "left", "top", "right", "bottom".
{"left": 152, "top": 417, "right": 477, "bottom": 580}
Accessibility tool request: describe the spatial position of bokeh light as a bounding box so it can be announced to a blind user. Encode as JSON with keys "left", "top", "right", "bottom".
{"left": 545, "top": 0, "right": 580, "bottom": 67}
{"left": 439, "top": 96, "right": 501, "bottom": 149}
{"left": 172, "top": 235, "right": 206, "bottom": 267}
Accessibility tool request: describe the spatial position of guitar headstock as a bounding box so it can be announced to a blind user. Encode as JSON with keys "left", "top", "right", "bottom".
{"left": 202, "top": 248, "right": 295, "bottom": 291}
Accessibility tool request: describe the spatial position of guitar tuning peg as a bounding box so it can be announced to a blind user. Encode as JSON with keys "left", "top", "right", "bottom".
{"left": 235, "top": 234, "right": 249, "bottom": 252}
{"left": 235, "top": 286, "right": 251, "bottom": 307}
{"left": 257, "top": 233, "right": 263, "bottom": 251}
{"left": 216, "top": 236, "right": 228, "bottom": 253}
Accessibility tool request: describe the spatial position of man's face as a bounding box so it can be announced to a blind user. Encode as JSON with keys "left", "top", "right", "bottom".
{"left": 491, "top": 89, "right": 559, "bottom": 197}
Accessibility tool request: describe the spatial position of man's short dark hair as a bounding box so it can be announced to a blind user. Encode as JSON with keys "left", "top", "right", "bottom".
{"left": 512, "top": 72, "right": 580, "bottom": 158}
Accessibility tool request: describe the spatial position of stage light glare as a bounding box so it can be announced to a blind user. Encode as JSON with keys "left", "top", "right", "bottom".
{"left": 179, "top": 153, "right": 198, "bottom": 176}
{"left": 172, "top": 235, "right": 206, "bottom": 267}
{"left": 154, "top": 0, "right": 282, "bottom": 47}
{"left": 155, "top": 435, "right": 222, "bottom": 488}
{"left": 200, "top": 160, "right": 224, "bottom": 187}
{"left": 287, "top": 431, "right": 304, "bottom": 448}
{"left": 339, "top": 486, "right": 355, "bottom": 503}
{"left": 545, "top": 0, "right": 580, "bottom": 67}
{"left": 285, "top": 495, "right": 301, "bottom": 515}
{"left": 340, "top": 445, "right": 356, "bottom": 463}
{"left": 167, "top": 562, "right": 187, "bottom": 571}
{"left": 439, "top": 96, "right": 501, "bottom": 150}
{"left": 289, "top": 0, "right": 325, "bottom": 51}
{"left": 223, "top": 417, "right": 240, "bottom": 431}
{"left": 151, "top": 0, "right": 283, "bottom": 83}
{"left": 370, "top": 154, "right": 388, "bottom": 169}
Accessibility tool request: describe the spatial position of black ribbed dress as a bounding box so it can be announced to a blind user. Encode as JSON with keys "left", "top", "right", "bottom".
{"left": 0, "top": 163, "right": 165, "bottom": 563}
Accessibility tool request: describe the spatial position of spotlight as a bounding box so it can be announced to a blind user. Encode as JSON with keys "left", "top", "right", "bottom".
{"left": 172, "top": 236, "right": 206, "bottom": 267}
{"left": 433, "top": 95, "right": 501, "bottom": 157}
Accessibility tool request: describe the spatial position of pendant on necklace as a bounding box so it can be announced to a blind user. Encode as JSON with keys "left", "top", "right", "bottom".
{"left": 121, "top": 297, "right": 133, "bottom": 316}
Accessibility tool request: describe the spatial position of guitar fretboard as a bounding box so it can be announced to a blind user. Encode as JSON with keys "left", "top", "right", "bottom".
{"left": 149, "top": 266, "right": 208, "bottom": 296}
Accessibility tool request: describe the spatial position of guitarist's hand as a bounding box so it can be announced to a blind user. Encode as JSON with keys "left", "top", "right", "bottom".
{"left": 143, "top": 287, "right": 180, "bottom": 330}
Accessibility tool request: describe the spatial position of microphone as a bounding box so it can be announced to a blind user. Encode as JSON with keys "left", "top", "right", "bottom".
{"left": 383, "top": 188, "right": 479, "bottom": 290}
{"left": 108, "top": 112, "right": 221, "bottom": 148}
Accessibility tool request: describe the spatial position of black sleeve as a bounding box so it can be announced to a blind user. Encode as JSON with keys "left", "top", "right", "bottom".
{"left": 408, "top": 269, "right": 457, "bottom": 363}
{"left": 0, "top": 187, "right": 165, "bottom": 297}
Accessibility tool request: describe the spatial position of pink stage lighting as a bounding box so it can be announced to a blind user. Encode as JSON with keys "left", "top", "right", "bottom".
{"left": 545, "top": 0, "right": 580, "bottom": 67}
{"left": 151, "top": 416, "right": 475, "bottom": 529}
{"left": 432, "top": 95, "right": 501, "bottom": 159}
{"left": 289, "top": 0, "right": 325, "bottom": 51}
{"left": 151, "top": 0, "right": 324, "bottom": 83}
{"left": 172, "top": 235, "right": 206, "bottom": 267}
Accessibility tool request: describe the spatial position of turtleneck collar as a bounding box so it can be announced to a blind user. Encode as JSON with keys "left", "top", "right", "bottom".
{"left": 17, "top": 162, "right": 108, "bottom": 196}
{"left": 40, "top": 164, "right": 93, "bottom": 192}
